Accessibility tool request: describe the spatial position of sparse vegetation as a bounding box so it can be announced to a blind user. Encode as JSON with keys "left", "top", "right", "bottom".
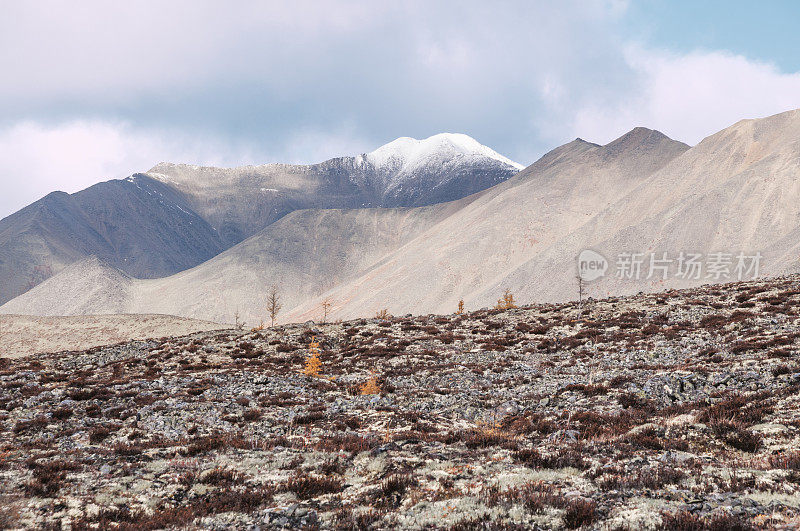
{"left": 563, "top": 498, "right": 597, "bottom": 529}
{"left": 3, "top": 276, "right": 800, "bottom": 528}
{"left": 280, "top": 473, "right": 342, "bottom": 500}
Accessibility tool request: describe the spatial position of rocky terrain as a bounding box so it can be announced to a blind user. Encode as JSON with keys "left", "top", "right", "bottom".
{"left": 2, "top": 276, "right": 800, "bottom": 529}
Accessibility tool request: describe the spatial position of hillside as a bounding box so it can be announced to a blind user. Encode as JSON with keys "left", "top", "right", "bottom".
{"left": 508, "top": 108, "right": 800, "bottom": 304}
{"left": 289, "top": 110, "right": 800, "bottom": 320}
{"left": 7, "top": 110, "right": 800, "bottom": 324}
{"left": 2, "top": 275, "right": 800, "bottom": 528}
{"left": 1, "top": 126, "right": 688, "bottom": 324}
{"left": 1, "top": 202, "right": 469, "bottom": 324}
{"left": 0, "top": 175, "right": 224, "bottom": 305}
{"left": 288, "top": 126, "right": 692, "bottom": 321}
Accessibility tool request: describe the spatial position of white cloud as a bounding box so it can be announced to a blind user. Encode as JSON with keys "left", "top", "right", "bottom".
{"left": 0, "top": 1, "right": 393, "bottom": 104}
{"left": 2, "top": 1, "right": 800, "bottom": 220}
{"left": 566, "top": 48, "right": 800, "bottom": 146}
{"left": 0, "top": 120, "right": 375, "bottom": 219}
{"left": 280, "top": 125, "right": 372, "bottom": 165}
{"left": 0, "top": 1, "right": 632, "bottom": 138}
{"left": 0, "top": 121, "right": 196, "bottom": 217}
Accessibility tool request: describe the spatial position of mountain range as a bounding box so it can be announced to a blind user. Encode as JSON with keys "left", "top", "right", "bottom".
{"left": 0, "top": 133, "right": 520, "bottom": 306}
{"left": 3, "top": 110, "right": 800, "bottom": 324}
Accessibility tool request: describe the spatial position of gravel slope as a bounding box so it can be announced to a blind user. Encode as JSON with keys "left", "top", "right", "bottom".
{"left": 2, "top": 276, "right": 800, "bottom": 528}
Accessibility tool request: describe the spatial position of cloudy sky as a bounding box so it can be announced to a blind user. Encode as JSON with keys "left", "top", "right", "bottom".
{"left": 2, "top": 0, "right": 800, "bottom": 218}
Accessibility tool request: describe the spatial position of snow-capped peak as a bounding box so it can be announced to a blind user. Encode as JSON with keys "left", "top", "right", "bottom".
{"left": 363, "top": 133, "right": 523, "bottom": 172}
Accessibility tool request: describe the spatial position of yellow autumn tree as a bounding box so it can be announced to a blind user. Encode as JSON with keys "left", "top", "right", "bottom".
{"left": 457, "top": 299, "right": 464, "bottom": 314}
{"left": 302, "top": 336, "right": 322, "bottom": 377}
{"left": 496, "top": 289, "right": 517, "bottom": 310}
{"left": 360, "top": 373, "right": 381, "bottom": 395}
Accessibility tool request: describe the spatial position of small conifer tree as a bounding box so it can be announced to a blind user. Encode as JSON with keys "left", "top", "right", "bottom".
{"left": 576, "top": 275, "right": 585, "bottom": 307}
{"left": 267, "top": 285, "right": 282, "bottom": 327}
{"left": 496, "top": 289, "right": 517, "bottom": 310}
{"left": 302, "top": 336, "right": 322, "bottom": 377}
{"left": 320, "top": 298, "right": 333, "bottom": 323}
{"left": 360, "top": 373, "right": 381, "bottom": 395}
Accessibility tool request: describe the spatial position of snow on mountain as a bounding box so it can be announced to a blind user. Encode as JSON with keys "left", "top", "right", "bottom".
{"left": 0, "top": 131, "right": 522, "bottom": 305}
{"left": 347, "top": 133, "right": 523, "bottom": 206}
{"left": 360, "top": 133, "right": 524, "bottom": 172}
{"left": 140, "top": 134, "right": 523, "bottom": 246}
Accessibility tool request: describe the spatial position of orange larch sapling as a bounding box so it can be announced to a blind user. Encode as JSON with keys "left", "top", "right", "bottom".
{"left": 496, "top": 289, "right": 517, "bottom": 310}
{"left": 360, "top": 374, "right": 381, "bottom": 395}
{"left": 302, "top": 336, "right": 322, "bottom": 377}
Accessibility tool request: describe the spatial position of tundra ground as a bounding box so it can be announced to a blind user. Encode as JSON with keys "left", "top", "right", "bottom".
{"left": 3, "top": 277, "right": 800, "bottom": 529}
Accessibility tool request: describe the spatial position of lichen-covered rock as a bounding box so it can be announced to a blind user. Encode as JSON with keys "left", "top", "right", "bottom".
{"left": 2, "top": 275, "right": 800, "bottom": 528}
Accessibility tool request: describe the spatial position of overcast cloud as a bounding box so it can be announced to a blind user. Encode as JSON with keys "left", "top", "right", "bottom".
{"left": 1, "top": 0, "right": 800, "bottom": 218}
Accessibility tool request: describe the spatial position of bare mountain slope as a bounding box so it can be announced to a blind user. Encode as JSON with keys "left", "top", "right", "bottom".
{"left": 2, "top": 201, "right": 467, "bottom": 324}
{"left": 0, "top": 134, "right": 520, "bottom": 304}
{"left": 0, "top": 175, "right": 224, "bottom": 305}
{"left": 0, "top": 257, "right": 133, "bottom": 316}
{"left": 2, "top": 127, "right": 685, "bottom": 323}
{"left": 9, "top": 110, "right": 800, "bottom": 323}
{"left": 286, "top": 127, "right": 690, "bottom": 320}
{"left": 292, "top": 110, "right": 800, "bottom": 319}
{"left": 513, "top": 108, "right": 800, "bottom": 302}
